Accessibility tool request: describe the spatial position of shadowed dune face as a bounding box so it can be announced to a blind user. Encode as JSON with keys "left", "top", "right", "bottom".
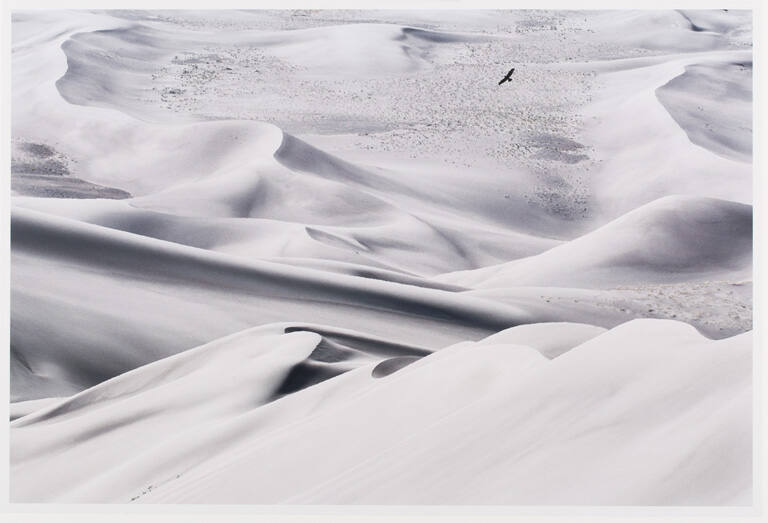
{"left": 284, "top": 325, "right": 432, "bottom": 359}
{"left": 656, "top": 61, "right": 752, "bottom": 162}
{"left": 602, "top": 196, "right": 752, "bottom": 273}
{"left": 274, "top": 325, "right": 433, "bottom": 393}
{"left": 677, "top": 9, "right": 752, "bottom": 36}
{"left": 438, "top": 195, "right": 752, "bottom": 289}
{"left": 273, "top": 360, "right": 347, "bottom": 397}
{"left": 10, "top": 208, "right": 534, "bottom": 331}
{"left": 372, "top": 356, "right": 422, "bottom": 378}
{"left": 55, "top": 24, "right": 196, "bottom": 116}
{"left": 399, "top": 26, "right": 482, "bottom": 44}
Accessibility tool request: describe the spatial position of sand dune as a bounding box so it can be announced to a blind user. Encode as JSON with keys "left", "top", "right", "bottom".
{"left": 577, "top": 50, "right": 752, "bottom": 222}
{"left": 656, "top": 60, "right": 752, "bottom": 162}
{"left": 582, "top": 10, "right": 750, "bottom": 53}
{"left": 13, "top": 11, "right": 567, "bottom": 274}
{"left": 9, "top": 9, "right": 752, "bottom": 506}
{"left": 12, "top": 135, "right": 564, "bottom": 275}
{"left": 11, "top": 320, "right": 751, "bottom": 504}
{"left": 436, "top": 195, "right": 752, "bottom": 289}
{"left": 11, "top": 206, "right": 537, "bottom": 400}
{"left": 477, "top": 321, "right": 606, "bottom": 359}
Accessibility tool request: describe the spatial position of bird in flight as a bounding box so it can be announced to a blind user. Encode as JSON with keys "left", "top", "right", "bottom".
{"left": 498, "top": 67, "right": 515, "bottom": 85}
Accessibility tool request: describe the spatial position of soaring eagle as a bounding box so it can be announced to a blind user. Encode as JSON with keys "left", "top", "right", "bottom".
{"left": 498, "top": 68, "right": 515, "bottom": 85}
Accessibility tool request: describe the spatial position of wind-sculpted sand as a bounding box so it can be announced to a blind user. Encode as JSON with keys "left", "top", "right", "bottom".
{"left": 9, "top": 9, "right": 753, "bottom": 505}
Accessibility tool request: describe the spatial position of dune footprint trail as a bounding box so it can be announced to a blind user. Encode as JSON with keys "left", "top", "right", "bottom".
{"left": 9, "top": 9, "right": 753, "bottom": 505}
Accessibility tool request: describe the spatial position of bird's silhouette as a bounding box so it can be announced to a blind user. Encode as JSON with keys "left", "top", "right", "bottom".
{"left": 498, "top": 67, "right": 515, "bottom": 85}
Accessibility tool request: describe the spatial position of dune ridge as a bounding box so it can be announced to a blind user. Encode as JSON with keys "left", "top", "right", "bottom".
{"left": 10, "top": 320, "right": 751, "bottom": 504}
{"left": 12, "top": 206, "right": 537, "bottom": 400}
{"left": 436, "top": 195, "right": 752, "bottom": 289}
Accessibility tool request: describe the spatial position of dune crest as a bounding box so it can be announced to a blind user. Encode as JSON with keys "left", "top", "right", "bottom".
{"left": 10, "top": 320, "right": 751, "bottom": 505}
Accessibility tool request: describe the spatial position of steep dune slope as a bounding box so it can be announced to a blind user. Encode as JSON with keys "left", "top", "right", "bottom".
{"left": 11, "top": 320, "right": 750, "bottom": 504}
{"left": 277, "top": 320, "right": 751, "bottom": 505}
{"left": 656, "top": 60, "right": 752, "bottom": 162}
{"left": 11, "top": 207, "right": 535, "bottom": 400}
{"left": 572, "top": 49, "right": 752, "bottom": 221}
{"left": 437, "top": 195, "right": 752, "bottom": 289}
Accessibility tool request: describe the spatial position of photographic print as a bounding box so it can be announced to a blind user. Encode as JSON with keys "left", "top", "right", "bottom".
{"left": 8, "top": 7, "right": 754, "bottom": 506}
